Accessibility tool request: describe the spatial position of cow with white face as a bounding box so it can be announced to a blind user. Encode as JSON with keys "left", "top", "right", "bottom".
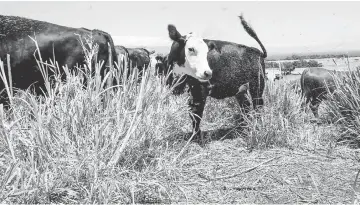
{"left": 168, "top": 26, "right": 213, "bottom": 81}
{"left": 166, "top": 15, "right": 267, "bottom": 143}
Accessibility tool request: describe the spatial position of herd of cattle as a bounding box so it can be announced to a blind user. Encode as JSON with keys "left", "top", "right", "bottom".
{"left": 0, "top": 14, "right": 353, "bottom": 139}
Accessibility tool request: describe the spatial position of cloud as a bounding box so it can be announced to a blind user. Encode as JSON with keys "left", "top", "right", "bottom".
{"left": 112, "top": 36, "right": 171, "bottom": 47}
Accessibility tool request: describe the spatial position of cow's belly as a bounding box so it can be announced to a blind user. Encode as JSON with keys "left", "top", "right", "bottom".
{"left": 209, "top": 85, "right": 238, "bottom": 99}
{"left": 208, "top": 65, "right": 256, "bottom": 99}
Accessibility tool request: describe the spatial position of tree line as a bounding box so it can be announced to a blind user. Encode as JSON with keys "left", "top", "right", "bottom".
{"left": 284, "top": 54, "right": 350, "bottom": 60}
{"left": 265, "top": 59, "right": 323, "bottom": 70}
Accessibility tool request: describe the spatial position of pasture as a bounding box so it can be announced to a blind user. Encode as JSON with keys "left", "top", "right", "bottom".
{"left": 0, "top": 40, "right": 360, "bottom": 204}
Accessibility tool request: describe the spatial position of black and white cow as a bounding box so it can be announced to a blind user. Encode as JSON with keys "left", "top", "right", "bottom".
{"left": 166, "top": 15, "right": 267, "bottom": 140}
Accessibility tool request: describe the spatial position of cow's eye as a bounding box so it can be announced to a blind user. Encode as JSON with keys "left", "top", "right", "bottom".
{"left": 188, "top": 47, "right": 195, "bottom": 52}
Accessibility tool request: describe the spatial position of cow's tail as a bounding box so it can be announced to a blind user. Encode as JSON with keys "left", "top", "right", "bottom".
{"left": 239, "top": 14, "right": 267, "bottom": 58}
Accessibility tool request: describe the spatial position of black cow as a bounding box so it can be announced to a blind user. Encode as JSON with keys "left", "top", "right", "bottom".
{"left": 166, "top": 14, "right": 267, "bottom": 139}
{"left": 0, "top": 15, "right": 117, "bottom": 104}
{"left": 115, "top": 46, "right": 155, "bottom": 76}
{"left": 115, "top": 45, "right": 129, "bottom": 58}
{"left": 300, "top": 67, "right": 345, "bottom": 118}
{"left": 127, "top": 47, "right": 155, "bottom": 74}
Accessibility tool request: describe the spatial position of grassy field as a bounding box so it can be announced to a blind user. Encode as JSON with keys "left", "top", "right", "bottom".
{"left": 0, "top": 41, "right": 360, "bottom": 204}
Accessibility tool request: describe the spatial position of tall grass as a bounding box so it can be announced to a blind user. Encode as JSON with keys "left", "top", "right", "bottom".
{"left": 323, "top": 66, "right": 360, "bottom": 145}
{"left": 239, "top": 80, "right": 308, "bottom": 150}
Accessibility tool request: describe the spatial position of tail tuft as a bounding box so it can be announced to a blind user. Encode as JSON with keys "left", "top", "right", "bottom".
{"left": 238, "top": 14, "right": 267, "bottom": 58}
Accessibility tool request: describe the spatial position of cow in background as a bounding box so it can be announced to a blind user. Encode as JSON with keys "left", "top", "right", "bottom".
{"left": 114, "top": 46, "right": 155, "bottom": 78}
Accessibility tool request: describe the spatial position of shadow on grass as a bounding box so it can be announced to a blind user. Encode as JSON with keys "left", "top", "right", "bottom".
{"left": 182, "top": 125, "right": 247, "bottom": 147}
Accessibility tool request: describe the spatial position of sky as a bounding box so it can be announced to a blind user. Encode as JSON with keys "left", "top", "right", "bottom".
{"left": 0, "top": 1, "right": 359, "bottom": 55}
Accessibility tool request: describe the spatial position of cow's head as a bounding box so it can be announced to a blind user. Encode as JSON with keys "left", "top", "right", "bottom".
{"left": 155, "top": 54, "right": 164, "bottom": 62}
{"left": 167, "top": 25, "right": 212, "bottom": 82}
{"left": 155, "top": 54, "right": 170, "bottom": 76}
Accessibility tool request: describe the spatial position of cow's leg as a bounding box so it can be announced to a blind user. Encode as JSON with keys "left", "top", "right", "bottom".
{"left": 235, "top": 84, "right": 252, "bottom": 126}
{"left": 249, "top": 78, "right": 265, "bottom": 111}
{"left": 252, "top": 95, "right": 264, "bottom": 111}
{"left": 309, "top": 98, "right": 322, "bottom": 124}
{"left": 188, "top": 82, "right": 208, "bottom": 142}
{"left": 309, "top": 99, "right": 321, "bottom": 119}
{"left": 235, "top": 93, "right": 251, "bottom": 114}
{"left": 236, "top": 84, "right": 251, "bottom": 111}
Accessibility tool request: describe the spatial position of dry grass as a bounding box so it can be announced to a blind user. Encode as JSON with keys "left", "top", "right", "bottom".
{"left": 0, "top": 36, "right": 359, "bottom": 203}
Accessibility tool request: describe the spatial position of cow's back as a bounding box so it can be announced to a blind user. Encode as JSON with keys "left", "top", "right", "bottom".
{"left": 115, "top": 46, "right": 129, "bottom": 57}
{"left": 127, "top": 48, "right": 151, "bottom": 69}
{"left": 0, "top": 15, "right": 87, "bottom": 67}
{"left": 0, "top": 15, "right": 115, "bottom": 97}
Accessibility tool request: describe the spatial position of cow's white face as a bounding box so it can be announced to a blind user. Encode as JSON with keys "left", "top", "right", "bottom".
{"left": 177, "top": 33, "right": 212, "bottom": 81}
{"left": 168, "top": 25, "right": 213, "bottom": 82}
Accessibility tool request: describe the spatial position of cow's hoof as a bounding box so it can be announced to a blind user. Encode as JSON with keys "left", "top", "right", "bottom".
{"left": 192, "top": 131, "right": 210, "bottom": 147}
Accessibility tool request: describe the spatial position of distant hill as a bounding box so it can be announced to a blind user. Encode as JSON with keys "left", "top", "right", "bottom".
{"left": 267, "top": 50, "right": 360, "bottom": 61}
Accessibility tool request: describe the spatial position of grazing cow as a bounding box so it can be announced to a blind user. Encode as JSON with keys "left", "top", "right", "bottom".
{"left": 127, "top": 48, "right": 155, "bottom": 73}
{"left": 0, "top": 15, "right": 117, "bottom": 104}
{"left": 300, "top": 67, "right": 345, "bottom": 119}
{"left": 166, "top": 15, "right": 267, "bottom": 139}
{"left": 115, "top": 45, "right": 129, "bottom": 58}
{"left": 115, "top": 46, "right": 155, "bottom": 77}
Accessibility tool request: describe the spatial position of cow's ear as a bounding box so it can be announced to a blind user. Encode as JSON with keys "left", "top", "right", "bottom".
{"left": 168, "top": 24, "right": 182, "bottom": 42}
{"left": 208, "top": 41, "right": 218, "bottom": 52}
